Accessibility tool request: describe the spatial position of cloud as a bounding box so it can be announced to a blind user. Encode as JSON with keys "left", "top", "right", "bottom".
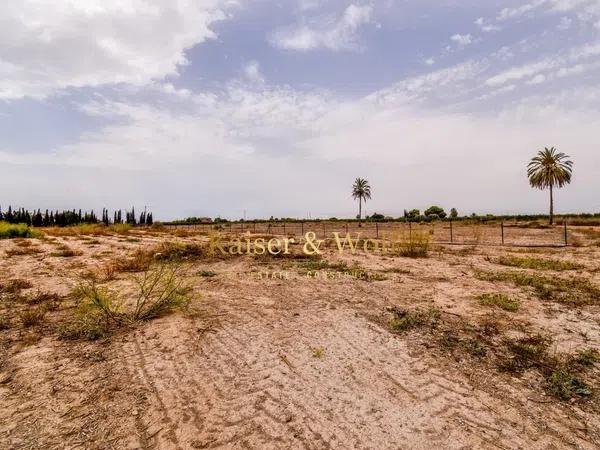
{"left": 269, "top": 4, "right": 374, "bottom": 51}
{"left": 475, "top": 17, "right": 501, "bottom": 32}
{"left": 243, "top": 61, "right": 264, "bottom": 83}
{"left": 450, "top": 34, "right": 474, "bottom": 47}
{"left": 0, "top": 0, "right": 236, "bottom": 100}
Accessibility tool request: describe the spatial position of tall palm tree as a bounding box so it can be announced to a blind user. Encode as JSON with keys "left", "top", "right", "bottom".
{"left": 352, "top": 178, "right": 372, "bottom": 221}
{"left": 527, "top": 147, "right": 573, "bottom": 225}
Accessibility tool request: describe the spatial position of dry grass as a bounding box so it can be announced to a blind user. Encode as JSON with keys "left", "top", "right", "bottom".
{"left": 18, "top": 307, "right": 47, "bottom": 327}
{"left": 49, "top": 244, "right": 83, "bottom": 257}
{"left": 62, "top": 262, "right": 192, "bottom": 340}
{"left": 0, "top": 279, "right": 33, "bottom": 295}
{"left": 476, "top": 270, "right": 600, "bottom": 306}
{"left": 494, "top": 255, "right": 583, "bottom": 271}
{"left": 42, "top": 223, "right": 132, "bottom": 237}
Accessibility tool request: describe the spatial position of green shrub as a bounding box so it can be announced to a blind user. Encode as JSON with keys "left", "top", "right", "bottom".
{"left": 389, "top": 307, "right": 440, "bottom": 332}
{"left": 477, "top": 293, "right": 520, "bottom": 312}
{"left": 494, "top": 256, "right": 582, "bottom": 271}
{"left": 547, "top": 370, "right": 592, "bottom": 400}
{"left": 0, "top": 222, "right": 42, "bottom": 239}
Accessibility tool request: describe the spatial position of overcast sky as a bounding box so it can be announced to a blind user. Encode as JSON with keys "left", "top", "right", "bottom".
{"left": 1, "top": 0, "right": 599, "bottom": 220}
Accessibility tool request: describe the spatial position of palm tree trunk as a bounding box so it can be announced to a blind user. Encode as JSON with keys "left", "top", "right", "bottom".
{"left": 358, "top": 197, "right": 362, "bottom": 222}
{"left": 549, "top": 184, "right": 554, "bottom": 225}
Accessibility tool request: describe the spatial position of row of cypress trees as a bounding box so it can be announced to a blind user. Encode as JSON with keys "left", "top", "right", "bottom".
{"left": 0, "top": 206, "right": 153, "bottom": 227}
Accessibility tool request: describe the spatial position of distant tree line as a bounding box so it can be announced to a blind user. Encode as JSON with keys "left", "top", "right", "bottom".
{"left": 0, "top": 206, "right": 153, "bottom": 227}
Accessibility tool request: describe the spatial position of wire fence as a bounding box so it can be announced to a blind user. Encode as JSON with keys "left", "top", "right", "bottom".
{"left": 166, "top": 220, "right": 573, "bottom": 247}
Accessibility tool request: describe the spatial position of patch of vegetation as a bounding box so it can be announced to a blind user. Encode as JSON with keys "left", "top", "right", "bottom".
{"left": 198, "top": 270, "right": 217, "bottom": 277}
{"left": 569, "top": 348, "right": 599, "bottom": 368}
{"left": 395, "top": 229, "right": 430, "bottom": 258}
{"left": 49, "top": 244, "right": 83, "bottom": 257}
{"left": 0, "top": 222, "right": 42, "bottom": 239}
{"left": 0, "top": 279, "right": 33, "bottom": 295}
{"left": 477, "top": 293, "right": 521, "bottom": 312}
{"left": 297, "top": 260, "right": 351, "bottom": 273}
{"left": 63, "top": 262, "right": 192, "bottom": 340}
{"left": 501, "top": 334, "right": 551, "bottom": 372}
{"left": 476, "top": 270, "right": 600, "bottom": 306}
{"left": 18, "top": 307, "right": 47, "bottom": 327}
{"left": 0, "top": 316, "right": 10, "bottom": 330}
{"left": 494, "top": 255, "right": 582, "bottom": 271}
{"left": 5, "top": 245, "right": 44, "bottom": 257}
{"left": 546, "top": 370, "right": 592, "bottom": 401}
{"left": 388, "top": 307, "right": 440, "bottom": 332}
{"left": 311, "top": 346, "right": 325, "bottom": 358}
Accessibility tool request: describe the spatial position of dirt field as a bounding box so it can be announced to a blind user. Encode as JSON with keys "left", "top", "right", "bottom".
{"left": 1, "top": 226, "right": 599, "bottom": 449}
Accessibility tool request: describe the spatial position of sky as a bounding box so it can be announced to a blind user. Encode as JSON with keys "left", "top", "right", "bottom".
{"left": 1, "top": 0, "right": 599, "bottom": 220}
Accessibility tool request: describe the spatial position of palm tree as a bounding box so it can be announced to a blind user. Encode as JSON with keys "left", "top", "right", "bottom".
{"left": 351, "top": 178, "right": 372, "bottom": 221}
{"left": 527, "top": 147, "right": 573, "bottom": 225}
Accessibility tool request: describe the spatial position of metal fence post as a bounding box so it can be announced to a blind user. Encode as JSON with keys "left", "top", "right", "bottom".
{"left": 564, "top": 220, "right": 568, "bottom": 246}
{"left": 301, "top": 221, "right": 304, "bottom": 236}
{"left": 501, "top": 220, "right": 505, "bottom": 245}
{"left": 376, "top": 222, "right": 379, "bottom": 239}
{"left": 450, "top": 220, "right": 453, "bottom": 243}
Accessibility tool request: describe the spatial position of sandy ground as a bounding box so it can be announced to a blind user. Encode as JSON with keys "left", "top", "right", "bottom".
{"left": 0, "top": 226, "right": 599, "bottom": 449}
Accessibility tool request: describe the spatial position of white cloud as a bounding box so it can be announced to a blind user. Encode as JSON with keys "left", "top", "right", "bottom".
{"left": 475, "top": 17, "right": 501, "bottom": 32}
{"left": 0, "top": 0, "right": 236, "bottom": 100}
{"left": 243, "top": 61, "right": 264, "bottom": 83}
{"left": 498, "top": 0, "right": 549, "bottom": 21}
{"left": 269, "top": 4, "right": 374, "bottom": 51}
{"left": 450, "top": 34, "right": 473, "bottom": 47}
{"left": 424, "top": 58, "right": 435, "bottom": 66}
{"left": 486, "top": 60, "right": 557, "bottom": 86}
{"left": 558, "top": 16, "right": 573, "bottom": 29}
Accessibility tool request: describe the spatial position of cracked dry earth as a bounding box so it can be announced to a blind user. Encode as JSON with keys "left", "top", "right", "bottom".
{"left": 1, "top": 232, "right": 599, "bottom": 449}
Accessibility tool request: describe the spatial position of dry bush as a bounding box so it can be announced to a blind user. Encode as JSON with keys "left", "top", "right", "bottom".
{"left": 63, "top": 262, "right": 192, "bottom": 340}
{"left": 18, "top": 307, "right": 47, "bottom": 327}
{"left": 130, "top": 263, "right": 192, "bottom": 321}
{"left": 0, "top": 279, "right": 33, "bottom": 295}
{"left": 392, "top": 229, "right": 430, "bottom": 258}
{"left": 5, "top": 245, "right": 44, "bottom": 257}
{"left": 49, "top": 244, "right": 83, "bottom": 257}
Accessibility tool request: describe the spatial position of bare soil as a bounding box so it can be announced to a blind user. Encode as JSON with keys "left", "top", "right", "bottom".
{"left": 0, "top": 227, "right": 599, "bottom": 449}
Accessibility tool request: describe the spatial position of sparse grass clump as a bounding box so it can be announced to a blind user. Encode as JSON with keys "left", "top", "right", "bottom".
{"left": 5, "top": 245, "right": 43, "bottom": 257}
{"left": 477, "top": 293, "right": 521, "bottom": 312}
{"left": 388, "top": 307, "right": 440, "bottom": 332}
{"left": 0, "top": 222, "right": 42, "bottom": 239}
{"left": 18, "top": 307, "right": 47, "bottom": 327}
{"left": 311, "top": 346, "right": 325, "bottom": 358}
{"left": 495, "top": 255, "right": 582, "bottom": 271}
{"left": 546, "top": 370, "right": 592, "bottom": 401}
{"left": 476, "top": 271, "right": 600, "bottom": 306}
{"left": 0, "top": 279, "right": 33, "bottom": 295}
{"left": 43, "top": 223, "right": 132, "bottom": 237}
{"left": 394, "top": 229, "right": 430, "bottom": 258}
{"left": 64, "top": 262, "right": 192, "bottom": 340}
{"left": 49, "top": 244, "right": 83, "bottom": 257}
{"left": 198, "top": 270, "right": 217, "bottom": 278}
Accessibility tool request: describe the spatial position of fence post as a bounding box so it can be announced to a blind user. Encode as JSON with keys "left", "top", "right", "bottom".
{"left": 322, "top": 222, "right": 326, "bottom": 239}
{"left": 345, "top": 222, "right": 348, "bottom": 234}
{"left": 501, "top": 220, "right": 505, "bottom": 245}
{"left": 450, "top": 220, "right": 453, "bottom": 243}
{"left": 376, "top": 222, "right": 379, "bottom": 239}
{"left": 253, "top": 222, "right": 256, "bottom": 233}
{"left": 409, "top": 221, "right": 412, "bottom": 240}
{"left": 564, "top": 220, "right": 568, "bottom": 246}
{"left": 301, "top": 221, "right": 304, "bottom": 236}
{"left": 283, "top": 222, "right": 286, "bottom": 235}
